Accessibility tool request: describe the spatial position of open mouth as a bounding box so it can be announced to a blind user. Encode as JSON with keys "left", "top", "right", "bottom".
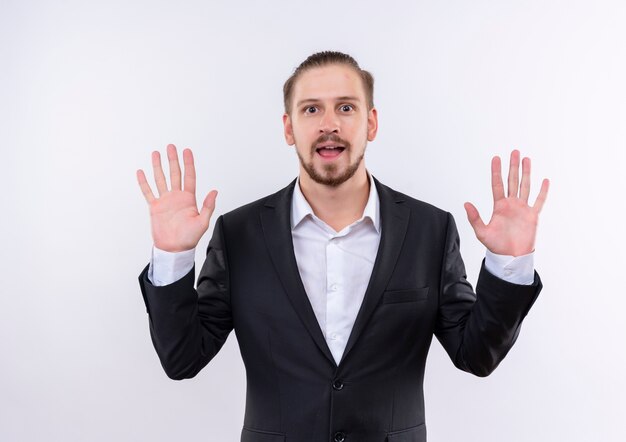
{"left": 316, "top": 146, "right": 346, "bottom": 158}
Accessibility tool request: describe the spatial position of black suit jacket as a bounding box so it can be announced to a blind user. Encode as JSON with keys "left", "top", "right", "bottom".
{"left": 138, "top": 177, "right": 542, "bottom": 442}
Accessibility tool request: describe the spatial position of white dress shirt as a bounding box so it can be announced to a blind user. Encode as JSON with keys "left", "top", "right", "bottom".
{"left": 148, "top": 174, "right": 535, "bottom": 364}
{"left": 290, "top": 173, "right": 381, "bottom": 364}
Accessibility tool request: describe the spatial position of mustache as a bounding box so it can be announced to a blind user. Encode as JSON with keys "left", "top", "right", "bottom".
{"left": 311, "top": 134, "right": 351, "bottom": 151}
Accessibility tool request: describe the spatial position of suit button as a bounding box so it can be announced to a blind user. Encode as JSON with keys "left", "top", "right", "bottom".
{"left": 332, "top": 379, "right": 344, "bottom": 390}
{"left": 333, "top": 431, "right": 346, "bottom": 442}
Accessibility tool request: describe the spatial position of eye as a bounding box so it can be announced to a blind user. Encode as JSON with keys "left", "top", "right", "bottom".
{"left": 304, "top": 106, "right": 318, "bottom": 114}
{"left": 339, "top": 104, "right": 354, "bottom": 112}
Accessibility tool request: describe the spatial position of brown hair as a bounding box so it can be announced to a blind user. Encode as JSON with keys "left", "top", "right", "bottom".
{"left": 283, "top": 51, "right": 375, "bottom": 115}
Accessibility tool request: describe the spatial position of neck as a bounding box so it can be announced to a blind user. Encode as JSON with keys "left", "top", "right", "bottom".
{"left": 298, "top": 166, "right": 370, "bottom": 232}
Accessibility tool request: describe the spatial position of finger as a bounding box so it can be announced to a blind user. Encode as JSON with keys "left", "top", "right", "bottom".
{"left": 491, "top": 156, "right": 505, "bottom": 202}
{"left": 464, "top": 202, "right": 486, "bottom": 238}
{"left": 152, "top": 151, "right": 168, "bottom": 196}
{"left": 533, "top": 178, "right": 550, "bottom": 213}
{"left": 507, "top": 149, "right": 520, "bottom": 198}
{"left": 182, "top": 148, "right": 196, "bottom": 194}
{"left": 199, "top": 190, "right": 218, "bottom": 228}
{"left": 136, "top": 169, "right": 156, "bottom": 203}
{"left": 167, "top": 144, "right": 182, "bottom": 191}
{"left": 519, "top": 157, "right": 531, "bottom": 202}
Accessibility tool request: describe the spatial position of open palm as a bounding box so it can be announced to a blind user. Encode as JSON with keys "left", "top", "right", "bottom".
{"left": 464, "top": 150, "right": 549, "bottom": 256}
{"left": 136, "top": 144, "right": 217, "bottom": 252}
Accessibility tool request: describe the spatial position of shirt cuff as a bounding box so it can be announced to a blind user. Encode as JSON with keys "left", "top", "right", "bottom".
{"left": 484, "top": 249, "right": 535, "bottom": 285}
{"left": 148, "top": 245, "right": 196, "bottom": 287}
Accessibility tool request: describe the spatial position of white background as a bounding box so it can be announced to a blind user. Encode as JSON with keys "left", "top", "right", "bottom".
{"left": 2, "top": 0, "right": 625, "bottom": 441}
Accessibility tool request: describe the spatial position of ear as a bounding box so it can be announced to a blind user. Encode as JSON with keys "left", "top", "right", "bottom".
{"left": 283, "top": 113, "right": 295, "bottom": 145}
{"left": 367, "top": 108, "right": 378, "bottom": 142}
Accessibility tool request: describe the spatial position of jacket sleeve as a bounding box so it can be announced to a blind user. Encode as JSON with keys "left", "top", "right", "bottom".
{"left": 434, "top": 212, "right": 542, "bottom": 377}
{"left": 138, "top": 215, "right": 233, "bottom": 380}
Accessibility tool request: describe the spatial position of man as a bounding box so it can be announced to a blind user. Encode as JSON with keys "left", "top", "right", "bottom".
{"left": 136, "top": 51, "right": 549, "bottom": 442}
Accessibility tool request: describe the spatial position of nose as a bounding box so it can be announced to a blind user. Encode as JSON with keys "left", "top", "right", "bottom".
{"left": 319, "top": 110, "right": 340, "bottom": 134}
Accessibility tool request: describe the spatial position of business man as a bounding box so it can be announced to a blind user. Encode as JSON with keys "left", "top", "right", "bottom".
{"left": 136, "top": 51, "right": 549, "bottom": 442}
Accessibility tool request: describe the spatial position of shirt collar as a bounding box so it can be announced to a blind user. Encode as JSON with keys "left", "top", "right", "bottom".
{"left": 291, "top": 171, "right": 381, "bottom": 234}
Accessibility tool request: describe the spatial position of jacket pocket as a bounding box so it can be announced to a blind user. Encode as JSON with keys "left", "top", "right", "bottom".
{"left": 386, "top": 423, "right": 426, "bottom": 441}
{"left": 241, "top": 427, "right": 286, "bottom": 442}
{"left": 382, "top": 287, "right": 429, "bottom": 304}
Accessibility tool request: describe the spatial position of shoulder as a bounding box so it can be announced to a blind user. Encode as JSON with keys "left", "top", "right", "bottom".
{"left": 220, "top": 178, "right": 296, "bottom": 224}
{"left": 373, "top": 176, "right": 451, "bottom": 221}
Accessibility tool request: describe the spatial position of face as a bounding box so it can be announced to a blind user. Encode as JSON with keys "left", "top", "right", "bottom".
{"left": 283, "top": 64, "right": 378, "bottom": 187}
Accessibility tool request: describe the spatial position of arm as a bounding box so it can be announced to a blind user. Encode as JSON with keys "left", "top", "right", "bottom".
{"left": 138, "top": 216, "right": 232, "bottom": 380}
{"left": 434, "top": 213, "right": 542, "bottom": 377}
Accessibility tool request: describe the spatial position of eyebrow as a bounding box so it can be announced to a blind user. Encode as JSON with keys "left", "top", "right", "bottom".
{"left": 296, "top": 96, "right": 362, "bottom": 107}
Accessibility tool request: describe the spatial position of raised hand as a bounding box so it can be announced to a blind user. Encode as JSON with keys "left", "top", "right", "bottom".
{"left": 463, "top": 150, "right": 549, "bottom": 256}
{"left": 136, "top": 144, "right": 217, "bottom": 252}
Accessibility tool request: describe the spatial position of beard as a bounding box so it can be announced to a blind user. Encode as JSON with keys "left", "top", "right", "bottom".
{"left": 296, "top": 133, "right": 366, "bottom": 187}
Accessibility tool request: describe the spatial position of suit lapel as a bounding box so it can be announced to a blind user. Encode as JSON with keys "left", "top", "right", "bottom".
{"left": 260, "top": 180, "right": 337, "bottom": 367}
{"left": 339, "top": 177, "right": 410, "bottom": 366}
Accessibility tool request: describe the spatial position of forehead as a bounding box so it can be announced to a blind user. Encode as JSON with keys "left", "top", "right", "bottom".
{"left": 292, "top": 64, "right": 365, "bottom": 103}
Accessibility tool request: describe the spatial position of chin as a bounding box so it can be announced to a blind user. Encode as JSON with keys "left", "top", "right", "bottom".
{"left": 310, "top": 164, "right": 363, "bottom": 187}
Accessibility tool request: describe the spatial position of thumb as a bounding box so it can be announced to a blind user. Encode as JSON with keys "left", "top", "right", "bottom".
{"left": 464, "top": 202, "right": 485, "bottom": 236}
{"left": 199, "top": 190, "right": 218, "bottom": 227}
